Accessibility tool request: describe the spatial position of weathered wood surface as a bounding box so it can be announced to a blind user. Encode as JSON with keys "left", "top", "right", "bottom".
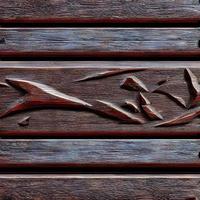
{"left": 0, "top": 0, "right": 200, "bottom": 24}
{"left": 0, "top": 139, "right": 199, "bottom": 168}
{"left": 1, "top": 61, "right": 200, "bottom": 137}
{"left": 0, "top": 175, "right": 199, "bottom": 200}
{"left": 0, "top": 28, "right": 200, "bottom": 57}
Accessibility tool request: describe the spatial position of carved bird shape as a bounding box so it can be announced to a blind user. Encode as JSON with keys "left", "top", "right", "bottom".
{"left": 0, "top": 78, "right": 92, "bottom": 118}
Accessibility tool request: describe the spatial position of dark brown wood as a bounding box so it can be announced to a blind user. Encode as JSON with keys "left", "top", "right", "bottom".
{"left": 0, "top": 28, "right": 200, "bottom": 58}
{"left": 0, "top": 175, "right": 199, "bottom": 200}
{"left": 1, "top": 61, "right": 200, "bottom": 137}
{"left": 0, "top": 139, "right": 198, "bottom": 168}
{"left": 0, "top": 0, "right": 200, "bottom": 24}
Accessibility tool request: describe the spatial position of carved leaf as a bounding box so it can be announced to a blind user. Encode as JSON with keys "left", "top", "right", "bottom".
{"left": 92, "top": 100, "right": 145, "bottom": 124}
{"left": 138, "top": 92, "right": 163, "bottom": 120}
{"left": 142, "top": 105, "right": 163, "bottom": 120}
{"left": 0, "top": 82, "right": 9, "bottom": 87}
{"left": 120, "top": 76, "right": 149, "bottom": 92}
{"left": 185, "top": 68, "right": 200, "bottom": 107}
{"left": 157, "top": 78, "right": 169, "bottom": 86}
{"left": 155, "top": 106, "right": 200, "bottom": 127}
{"left": 75, "top": 68, "right": 145, "bottom": 82}
{"left": 139, "top": 92, "right": 151, "bottom": 105}
{"left": 18, "top": 116, "right": 30, "bottom": 127}
{"left": 154, "top": 81, "right": 187, "bottom": 108}
{"left": 0, "top": 78, "right": 91, "bottom": 118}
{"left": 125, "top": 100, "right": 140, "bottom": 113}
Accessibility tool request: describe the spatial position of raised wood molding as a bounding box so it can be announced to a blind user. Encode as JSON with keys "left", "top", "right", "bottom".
{"left": 0, "top": 139, "right": 199, "bottom": 168}
{"left": 0, "top": 28, "right": 200, "bottom": 57}
{"left": 0, "top": 0, "right": 200, "bottom": 24}
{"left": 1, "top": 61, "right": 200, "bottom": 137}
{"left": 0, "top": 175, "right": 199, "bottom": 200}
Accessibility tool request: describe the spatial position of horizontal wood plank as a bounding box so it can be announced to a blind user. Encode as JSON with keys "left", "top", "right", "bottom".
{"left": 1, "top": 61, "right": 200, "bottom": 137}
{"left": 0, "top": 28, "right": 200, "bottom": 57}
{"left": 0, "top": 139, "right": 199, "bottom": 168}
{"left": 0, "top": 175, "right": 199, "bottom": 200}
{"left": 0, "top": 0, "right": 200, "bottom": 24}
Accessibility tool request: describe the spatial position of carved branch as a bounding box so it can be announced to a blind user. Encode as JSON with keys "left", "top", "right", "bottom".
{"left": 0, "top": 78, "right": 91, "bottom": 118}
{"left": 75, "top": 68, "right": 145, "bottom": 82}
{"left": 91, "top": 100, "right": 145, "bottom": 124}
{"left": 185, "top": 68, "right": 200, "bottom": 107}
{"left": 155, "top": 106, "right": 200, "bottom": 127}
{"left": 154, "top": 81, "right": 187, "bottom": 108}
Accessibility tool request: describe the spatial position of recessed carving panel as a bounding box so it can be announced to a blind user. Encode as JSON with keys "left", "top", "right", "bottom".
{"left": 1, "top": 61, "right": 200, "bottom": 137}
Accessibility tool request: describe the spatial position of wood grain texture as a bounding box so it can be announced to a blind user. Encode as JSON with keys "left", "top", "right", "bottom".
{"left": 0, "top": 0, "right": 200, "bottom": 24}
{"left": 0, "top": 139, "right": 199, "bottom": 168}
{"left": 1, "top": 61, "right": 200, "bottom": 137}
{"left": 0, "top": 28, "right": 200, "bottom": 57}
{"left": 0, "top": 175, "right": 199, "bottom": 200}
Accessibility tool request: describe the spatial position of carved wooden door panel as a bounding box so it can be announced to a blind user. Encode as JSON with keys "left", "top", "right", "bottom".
{"left": 1, "top": 1, "right": 200, "bottom": 200}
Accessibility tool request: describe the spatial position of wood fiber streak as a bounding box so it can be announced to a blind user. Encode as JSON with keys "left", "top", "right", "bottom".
{"left": 0, "top": 139, "right": 198, "bottom": 168}
{"left": 0, "top": 28, "right": 200, "bottom": 57}
{"left": 0, "top": 175, "right": 199, "bottom": 200}
{"left": 0, "top": 0, "right": 200, "bottom": 23}
{"left": 1, "top": 62, "right": 200, "bottom": 137}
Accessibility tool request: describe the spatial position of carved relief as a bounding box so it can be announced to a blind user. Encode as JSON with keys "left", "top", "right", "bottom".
{"left": 154, "top": 81, "right": 187, "bottom": 108}
{"left": 139, "top": 92, "right": 151, "bottom": 105}
{"left": 91, "top": 100, "right": 145, "bottom": 124}
{"left": 18, "top": 116, "right": 30, "bottom": 127}
{"left": 0, "top": 78, "right": 91, "bottom": 118}
{"left": 124, "top": 100, "right": 140, "bottom": 113}
{"left": 1, "top": 68, "right": 200, "bottom": 127}
{"left": 185, "top": 68, "right": 200, "bottom": 107}
{"left": 120, "top": 76, "right": 149, "bottom": 92}
{"left": 75, "top": 68, "right": 145, "bottom": 82}
{"left": 0, "top": 82, "right": 9, "bottom": 87}
{"left": 156, "top": 106, "right": 200, "bottom": 127}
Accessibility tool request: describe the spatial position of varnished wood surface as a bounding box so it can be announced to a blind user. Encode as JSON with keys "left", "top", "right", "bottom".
{"left": 0, "top": 28, "right": 200, "bottom": 57}
{"left": 0, "top": 0, "right": 200, "bottom": 24}
{"left": 0, "top": 139, "right": 199, "bottom": 168}
{"left": 0, "top": 175, "right": 199, "bottom": 200}
{"left": 1, "top": 61, "right": 200, "bottom": 137}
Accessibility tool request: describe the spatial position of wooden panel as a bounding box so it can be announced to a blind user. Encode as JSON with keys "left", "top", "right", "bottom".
{"left": 0, "top": 139, "right": 199, "bottom": 168}
{"left": 0, "top": 0, "right": 200, "bottom": 24}
{"left": 1, "top": 61, "right": 200, "bottom": 137}
{"left": 0, "top": 175, "right": 199, "bottom": 200}
{"left": 0, "top": 28, "right": 200, "bottom": 57}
